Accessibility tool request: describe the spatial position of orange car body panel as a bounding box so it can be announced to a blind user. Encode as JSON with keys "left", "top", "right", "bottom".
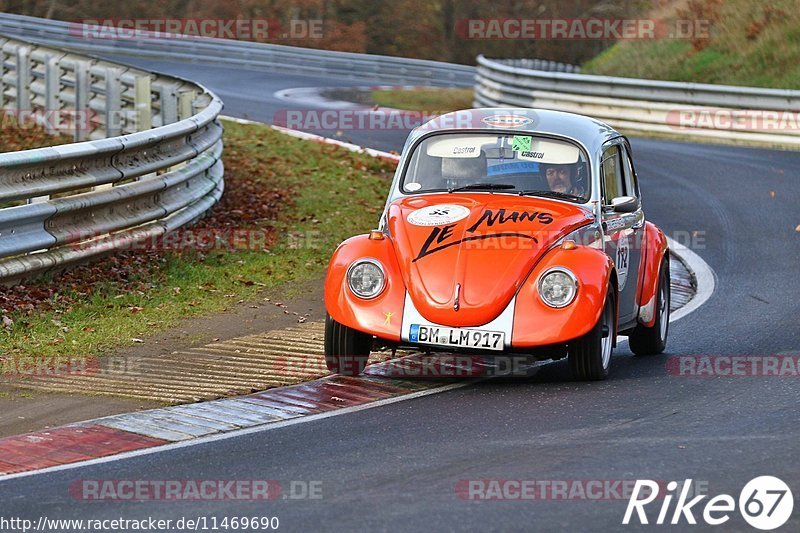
{"left": 324, "top": 193, "right": 625, "bottom": 347}
{"left": 387, "top": 193, "right": 593, "bottom": 327}
{"left": 511, "top": 246, "right": 613, "bottom": 346}
{"left": 636, "top": 221, "right": 669, "bottom": 328}
{"left": 324, "top": 235, "right": 405, "bottom": 341}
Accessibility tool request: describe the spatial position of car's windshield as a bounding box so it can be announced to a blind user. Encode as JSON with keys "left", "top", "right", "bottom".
{"left": 401, "top": 133, "right": 590, "bottom": 202}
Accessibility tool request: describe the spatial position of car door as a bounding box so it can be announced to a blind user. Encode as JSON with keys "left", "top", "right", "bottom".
{"left": 600, "top": 142, "right": 645, "bottom": 327}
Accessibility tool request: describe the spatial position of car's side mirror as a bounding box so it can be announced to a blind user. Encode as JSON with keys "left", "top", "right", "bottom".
{"left": 610, "top": 196, "right": 639, "bottom": 213}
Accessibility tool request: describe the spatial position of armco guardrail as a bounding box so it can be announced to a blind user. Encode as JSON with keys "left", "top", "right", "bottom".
{"left": 0, "top": 13, "right": 476, "bottom": 87}
{"left": 0, "top": 34, "right": 223, "bottom": 284}
{"left": 476, "top": 55, "right": 800, "bottom": 147}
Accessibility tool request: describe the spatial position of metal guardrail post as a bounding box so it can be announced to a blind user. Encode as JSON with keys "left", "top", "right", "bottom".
{"left": 0, "top": 45, "right": 6, "bottom": 108}
{"left": 158, "top": 82, "right": 179, "bottom": 127}
{"left": 104, "top": 66, "right": 122, "bottom": 137}
{"left": 135, "top": 75, "right": 152, "bottom": 131}
{"left": 178, "top": 90, "right": 197, "bottom": 120}
{"left": 15, "top": 44, "right": 30, "bottom": 112}
{"left": 43, "top": 52, "right": 61, "bottom": 135}
{"left": 73, "top": 60, "right": 90, "bottom": 142}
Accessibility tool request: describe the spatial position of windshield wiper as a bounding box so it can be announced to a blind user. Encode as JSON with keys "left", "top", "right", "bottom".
{"left": 448, "top": 183, "right": 516, "bottom": 193}
{"left": 518, "top": 189, "right": 584, "bottom": 202}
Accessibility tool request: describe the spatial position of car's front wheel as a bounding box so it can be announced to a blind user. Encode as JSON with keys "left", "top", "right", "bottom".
{"left": 629, "top": 257, "right": 670, "bottom": 356}
{"left": 568, "top": 287, "right": 616, "bottom": 381}
{"left": 324, "top": 314, "right": 371, "bottom": 376}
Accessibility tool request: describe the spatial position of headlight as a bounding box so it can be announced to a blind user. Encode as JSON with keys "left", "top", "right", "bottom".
{"left": 538, "top": 268, "right": 578, "bottom": 308}
{"left": 347, "top": 259, "right": 386, "bottom": 299}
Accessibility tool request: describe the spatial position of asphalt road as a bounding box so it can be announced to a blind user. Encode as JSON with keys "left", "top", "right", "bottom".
{"left": 105, "top": 57, "right": 416, "bottom": 153}
{"left": 1, "top": 59, "right": 799, "bottom": 532}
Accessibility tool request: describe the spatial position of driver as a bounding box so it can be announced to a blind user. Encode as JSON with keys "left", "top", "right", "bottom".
{"left": 543, "top": 163, "right": 585, "bottom": 197}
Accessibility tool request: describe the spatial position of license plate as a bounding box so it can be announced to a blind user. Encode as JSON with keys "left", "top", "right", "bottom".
{"left": 409, "top": 324, "right": 505, "bottom": 351}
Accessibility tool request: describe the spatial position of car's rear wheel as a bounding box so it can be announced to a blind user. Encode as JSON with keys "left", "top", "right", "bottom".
{"left": 568, "top": 287, "right": 616, "bottom": 381}
{"left": 629, "top": 257, "right": 670, "bottom": 356}
{"left": 324, "top": 314, "right": 371, "bottom": 376}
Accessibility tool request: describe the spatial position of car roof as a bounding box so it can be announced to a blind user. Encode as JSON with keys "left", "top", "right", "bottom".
{"left": 408, "top": 107, "right": 623, "bottom": 155}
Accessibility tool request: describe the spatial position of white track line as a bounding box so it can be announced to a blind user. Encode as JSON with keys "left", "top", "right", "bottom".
{"left": 0, "top": 122, "right": 717, "bottom": 483}
{"left": 665, "top": 236, "right": 716, "bottom": 322}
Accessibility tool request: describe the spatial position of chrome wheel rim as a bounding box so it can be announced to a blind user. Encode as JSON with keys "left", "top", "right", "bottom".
{"left": 658, "top": 275, "right": 669, "bottom": 340}
{"left": 600, "top": 301, "right": 613, "bottom": 369}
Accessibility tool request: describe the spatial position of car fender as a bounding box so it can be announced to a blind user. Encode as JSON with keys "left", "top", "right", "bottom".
{"left": 637, "top": 222, "right": 669, "bottom": 327}
{"left": 512, "top": 245, "right": 614, "bottom": 347}
{"left": 324, "top": 234, "right": 405, "bottom": 341}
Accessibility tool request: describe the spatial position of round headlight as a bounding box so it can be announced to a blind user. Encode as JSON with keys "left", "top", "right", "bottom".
{"left": 538, "top": 268, "right": 578, "bottom": 308}
{"left": 347, "top": 259, "right": 386, "bottom": 299}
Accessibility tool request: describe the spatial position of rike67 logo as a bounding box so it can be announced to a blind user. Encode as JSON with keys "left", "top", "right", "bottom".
{"left": 623, "top": 476, "right": 794, "bottom": 530}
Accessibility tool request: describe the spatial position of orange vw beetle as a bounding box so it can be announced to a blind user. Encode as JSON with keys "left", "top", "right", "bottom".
{"left": 324, "top": 108, "right": 670, "bottom": 380}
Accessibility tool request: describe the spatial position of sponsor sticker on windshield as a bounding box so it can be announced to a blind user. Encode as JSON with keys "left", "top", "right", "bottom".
{"left": 426, "top": 135, "right": 496, "bottom": 158}
{"left": 511, "top": 135, "right": 532, "bottom": 152}
{"left": 515, "top": 139, "right": 581, "bottom": 164}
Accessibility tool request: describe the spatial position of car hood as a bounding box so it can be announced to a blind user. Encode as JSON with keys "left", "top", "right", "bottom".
{"left": 388, "top": 193, "right": 593, "bottom": 327}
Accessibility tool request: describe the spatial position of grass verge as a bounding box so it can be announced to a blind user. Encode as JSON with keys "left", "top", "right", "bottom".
{"left": 371, "top": 87, "right": 474, "bottom": 113}
{"left": 582, "top": 0, "right": 800, "bottom": 89}
{"left": 0, "top": 119, "right": 394, "bottom": 363}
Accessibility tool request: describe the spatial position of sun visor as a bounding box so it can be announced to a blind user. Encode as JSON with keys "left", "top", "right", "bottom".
{"left": 425, "top": 135, "right": 498, "bottom": 158}
{"left": 514, "top": 137, "right": 581, "bottom": 164}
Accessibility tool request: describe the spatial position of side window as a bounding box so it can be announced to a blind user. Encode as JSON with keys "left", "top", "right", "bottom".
{"left": 601, "top": 145, "right": 623, "bottom": 204}
{"left": 621, "top": 144, "right": 639, "bottom": 199}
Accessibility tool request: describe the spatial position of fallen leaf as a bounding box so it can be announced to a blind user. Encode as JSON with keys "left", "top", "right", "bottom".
{"left": 2, "top": 315, "right": 13, "bottom": 328}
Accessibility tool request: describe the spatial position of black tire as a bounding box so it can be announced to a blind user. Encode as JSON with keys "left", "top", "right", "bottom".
{"left": 568, "top": 287, "right": 616, "bottom": 381}
{"left": 629, "top": 257, "right": 670, "bottom": 356}
{"left": 324, "top": 313, "right": 371, "bottom": 376}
